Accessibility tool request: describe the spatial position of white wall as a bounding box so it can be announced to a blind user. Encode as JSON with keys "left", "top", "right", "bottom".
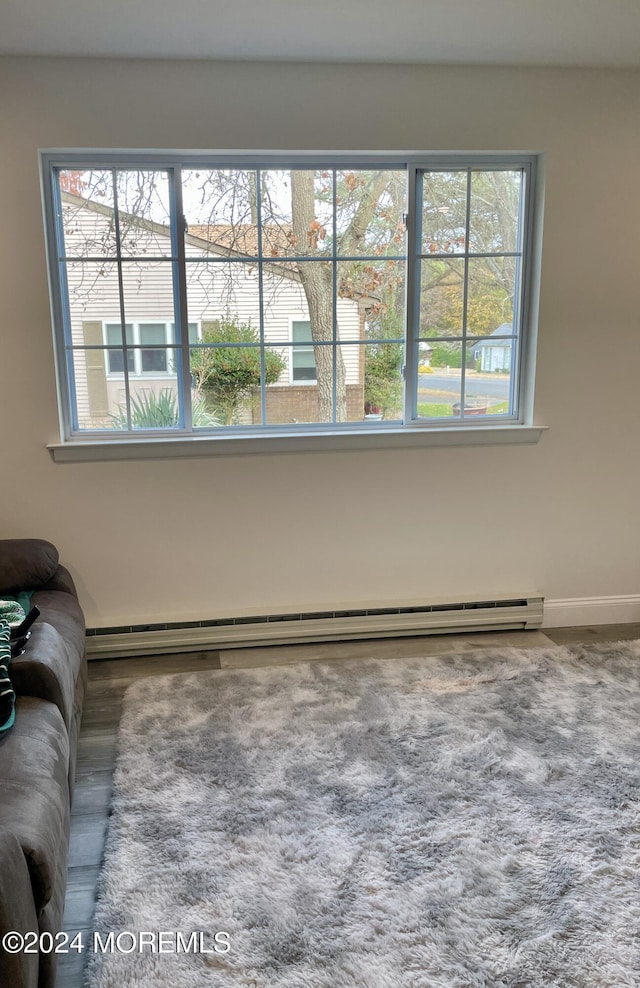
{"left": 1, "top": 57, "right": 639, "bottom": 628}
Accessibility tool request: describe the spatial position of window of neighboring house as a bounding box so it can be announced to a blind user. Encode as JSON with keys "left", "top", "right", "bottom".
{"left": 104, "top": 321, "right": 200, "bottom": 376}
{"left": 105, "top": 323, "right": 135, "bottom": 374}
{"left": 41, "top": 152, "right": 543, "bottom": 451}
{"left": 105, "top": 322, "right": 169, "bottom": 375}
{"left": 291, "top": 321, "right": 316, "bottom": 382}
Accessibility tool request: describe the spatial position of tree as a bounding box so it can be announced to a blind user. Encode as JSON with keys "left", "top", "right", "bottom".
{"left": 291, "top": 169, "right": 406, "bottom": 421}
{"left": 361, "top": 284, "right": 404, "bottom": 417}
{"left": 186, "top": 167, "right": 408, "bottom": 422}
{"left": 190, "top": 317, "right": 286, "bottom": 425}
{"left": 290, "top": 170, "right": 347, "bottom": 421}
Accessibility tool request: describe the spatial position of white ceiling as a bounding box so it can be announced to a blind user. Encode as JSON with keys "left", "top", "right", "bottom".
{"left": 1, "top": 0, "right": 639, "bottom": 67}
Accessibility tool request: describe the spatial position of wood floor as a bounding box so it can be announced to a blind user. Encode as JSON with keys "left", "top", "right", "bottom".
{"left": 54, "top": 623, "right": 640, "bottom": 987}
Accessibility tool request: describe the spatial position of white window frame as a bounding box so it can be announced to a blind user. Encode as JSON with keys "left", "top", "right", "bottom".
{"left": 41, "top": 150, "right": 545, "bottom": 462}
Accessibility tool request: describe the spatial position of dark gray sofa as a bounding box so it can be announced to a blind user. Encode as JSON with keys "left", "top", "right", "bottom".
{"left": 0, "top": 539, "right": 87, "bottom": 988}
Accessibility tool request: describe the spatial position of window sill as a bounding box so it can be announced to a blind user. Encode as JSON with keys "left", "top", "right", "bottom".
{"left": 47, "top": 424, "right": 546, "bottom": 462}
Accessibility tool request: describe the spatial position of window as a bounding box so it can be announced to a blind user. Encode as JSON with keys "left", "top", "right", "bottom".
{"left": 291, "top": 321, "right": 316, "bottom": 382}
{"left": 103, "top": 322, "right": 199, "bottom": 377}
{"left": 105, "top": 323, "right": 135, "bottom": 375}
{"left": 41, "top": 152, "right": 542, "bottom": 449}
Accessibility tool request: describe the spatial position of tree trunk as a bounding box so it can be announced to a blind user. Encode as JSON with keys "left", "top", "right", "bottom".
{"left": 290, "top": 171, "right": 347, "bottom": 422}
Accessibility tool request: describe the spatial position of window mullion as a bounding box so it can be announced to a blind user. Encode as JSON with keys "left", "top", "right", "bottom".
{"left": 459, "top": 168, "right": 473, "bottom": 418}
{"left": 404, "top": 164, "right": 419, "bottom": 424}
{"left": 510, "top": 163, "right": 530, "bottom": 419}
{"left": 112, "top": 170, "right": 132, "bottom": 431}
{"left": 172, "top": 167, "right": 193, "bottom": 432}
{"left": 256, "top": 170, "right": 268, "bottom": 427}
{"left": 332, "top": 169, "right": 338, "bottom": 424}
{"left": 49, "top": 170, "right": 78, "bottom": 436}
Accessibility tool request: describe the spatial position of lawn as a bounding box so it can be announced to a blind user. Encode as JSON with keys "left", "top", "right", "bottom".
{"left": 416, "top": 401, "right": 509, "bottom": 418}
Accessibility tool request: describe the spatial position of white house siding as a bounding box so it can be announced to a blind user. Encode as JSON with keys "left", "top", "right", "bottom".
{"left": 61, "top": 197, "right": 362, "bottom": 427}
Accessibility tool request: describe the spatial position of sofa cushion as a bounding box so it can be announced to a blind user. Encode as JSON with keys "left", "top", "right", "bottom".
{"left": 32, "top": 581, "right": 86, "bottom": 667}
{"left": 38, "top": 846, "right": 71, "bottom": 988}
{"left": 11, "top": 593, "right": 85, "bottom": 734}
{"left": 0, "top": 696, "right": 70, "bottom": 912}
{"left": 11, "top": 624, "right": 75, "bottom": 732}
{"left": 0, "top": 828, "right": 39, "bottom": 988}
{"left": 0, "top": 541, "right": 59, "bottom": 595}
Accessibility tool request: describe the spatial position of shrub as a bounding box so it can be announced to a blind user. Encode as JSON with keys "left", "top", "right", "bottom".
{"left": 191, "top": 316, "right": 286, "bottom": 425}
{"left": 112, "top": 389, "right": 218, "bottom": 429}
{"left": 364, "top": 341, "right": 403, "bottom": 418}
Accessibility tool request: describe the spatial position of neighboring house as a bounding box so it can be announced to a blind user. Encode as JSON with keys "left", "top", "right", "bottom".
{"left": 60, "top": 192, "right": 367, "bottom": 428}
{"left": 471, "top": 323, "right": 513, "bottom": 372}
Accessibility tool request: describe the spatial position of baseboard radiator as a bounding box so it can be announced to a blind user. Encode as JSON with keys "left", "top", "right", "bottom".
{"left": 85, "top": 594, "right": 544, "bottom": 659}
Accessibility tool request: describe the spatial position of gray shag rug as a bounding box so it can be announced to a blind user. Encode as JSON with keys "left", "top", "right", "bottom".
{"left": 86, "top": 642, "right": 640, "bottom": 988}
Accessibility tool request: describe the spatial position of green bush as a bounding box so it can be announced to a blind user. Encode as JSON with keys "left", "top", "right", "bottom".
{"left": 112, "top": 389, "right": 178, "bottom": 429}
{"left": 191, "top": 316, "right": 286, "bottom": 425}
{"left": 429, "top": 342, "right": 475, "bottom": 370}
{"left": 111, "top": 389, "right": 218, "bottom": 430}
{"left": 364, "top": 341, "right": 403, "bottom": 418}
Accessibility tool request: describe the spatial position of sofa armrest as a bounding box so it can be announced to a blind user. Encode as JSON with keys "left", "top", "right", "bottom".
{"left": 0, "top": 540, "right": 59, "bottom": 595}
{"left": 0, "top": 828, "right": 39, "bottom": 988}
{"left": 39, "top": 565, "right": 78, "bottom": 598}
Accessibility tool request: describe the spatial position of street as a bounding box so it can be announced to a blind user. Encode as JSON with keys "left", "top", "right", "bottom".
{"left": 418, "top": 370, "right": 510, "bottom": 402}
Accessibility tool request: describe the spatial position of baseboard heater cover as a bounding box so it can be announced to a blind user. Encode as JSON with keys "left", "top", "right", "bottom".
{"left": 85, "top": 595, "right": 544, "bottom": 659}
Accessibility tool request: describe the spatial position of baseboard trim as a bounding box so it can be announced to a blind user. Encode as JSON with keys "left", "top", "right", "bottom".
{"left": 543, "top": 595, "right": 640, "bottom": 629}
{"left": 84, "top": 594, "right": 543, "bottom": 660}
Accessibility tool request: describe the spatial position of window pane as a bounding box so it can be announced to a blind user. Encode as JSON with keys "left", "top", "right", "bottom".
{"left": 58, "top": 170, "right": 116, "bottom": 258}
{"left": 261, "top": 170, "right": 333, "bottom": 257}
{"left": 310, "top": 342, "right": 336, "bottom": 424}
{"left": 190, "top": 346, "right": 267, "bottom": 427}
{"left": 139, "top": 324, "right": 169, "bottom": 374}
{"left": 292, "top": 349, "right": 316, "bottom": 381}
{"left": 64, "top": 261, "right": 122, "bottom": 347}
{"left": 421, "top": 171, "right": 467, "bottom": 255}
{"left": 416, "top": 342, "right": 463, "bottom": 419}
{"left": 139, "top": 323, "right": 166, "bottom": 345}
{"left": 469, "top": 170, "right": 522, "bottom": 254}
{"left": 70, "top": 348, "right": 122, "bottom": 431}
{"left": 263, "top": 344, "right": 334, "bottom": 426}
{"left": 182, "top": 169, "right": 258, "bottom": 257}
{"left": 140, "top": 348, "right": 169, "bottom": 374}
{"left": 105, "top": 323, "right": 134, "bottom": 374}
{"left": 263, "top": 261, "right": 332, "bottom": 343}
{"left": 120, "top": 262, "right": 176, "bottom": 335}
{"left": 467, "top": 337, "right": 514, "bottom": 416}
{"left": 418, "top": 257, "right": 465, "bottom": 337}
{"left": 186, "top": 261, "right": 261, "bottom": 334}
{"left": 466, "top": 257, "right": 517, "bottom": 337}
{"left": 292, "top": 320, "right": 312, "bottom": 344}
{"left": 338, "top": 259, "right": 405, "bottom": 344}
{"left": 336, "top": 169, "right": 406, "bottom": 258}
{"left": 116, "top": 170, "right": 172, "bottom": 257}
{"left": 337, "top": 342, "right": 403, "bottom": 423}
{"left": 105, "top": 323, "right": 134, "bottom": 346}
{"left": 126, "top": 382, "right": 180, "bottom": 430}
